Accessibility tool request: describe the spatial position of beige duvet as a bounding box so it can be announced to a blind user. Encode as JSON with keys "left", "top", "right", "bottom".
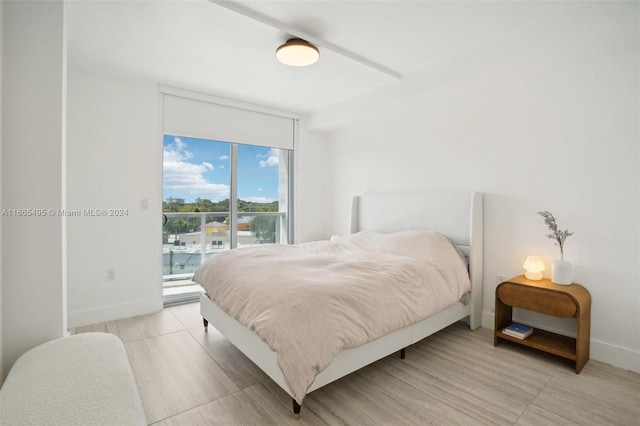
{"left": 193, "top": 230, "right": 470, "bottom": 404}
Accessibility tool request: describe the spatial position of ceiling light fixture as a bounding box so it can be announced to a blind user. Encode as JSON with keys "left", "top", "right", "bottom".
{"left": 276, "top": 38, "right": 319, "bottom": 67}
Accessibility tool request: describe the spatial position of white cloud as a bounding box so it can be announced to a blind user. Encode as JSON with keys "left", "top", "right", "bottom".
{"left": 259, "top": 148, "right": 279, "bottom": 168}
{"left": 174, "top": 137, "right": 187, "bottom": 151}
{"left": 257, "top": 187, "right": 263, "bottom": 192}
{"left": 163, "top": 139, "right": 229, "bottom": 199}
{"left": 164, "top": 137, "right": 193, "bottom": 162}
{"left": 219, "top": 155, "right": 229, "bottom": 161}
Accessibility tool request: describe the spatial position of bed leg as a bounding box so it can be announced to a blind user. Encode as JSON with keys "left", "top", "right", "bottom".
{"left": 203, "top": 318, "right": 208, "bottom": 332}
{"left": 400, "top": 348, "right": 406, "bottom": 359}
{"left": 292, "top": 398, "right": 301, "bottom": 420}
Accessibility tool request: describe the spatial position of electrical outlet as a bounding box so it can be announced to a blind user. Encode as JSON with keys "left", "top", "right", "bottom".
{"left": 496, "top": 274, "right": 506, "bottom": 285}
{"left": 107, "top": 269, "right": 116, "bottom": 281}
{"left": 140, "top": 198, "right": 149, "bottom": 211}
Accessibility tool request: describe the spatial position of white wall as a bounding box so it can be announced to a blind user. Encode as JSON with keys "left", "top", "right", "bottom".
{"left": 295, "top": 124, "right": 333, "bottom": 243}
{"left": 66, "top": 64, "right": 162, "bottom": 326}
{"left": 1, "top": 0, "right": 67, "bottom": 375}
{"left": 305, "top": 2, "right": 639, "bottom": 372}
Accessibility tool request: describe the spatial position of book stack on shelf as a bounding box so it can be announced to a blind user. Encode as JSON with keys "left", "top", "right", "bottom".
{"left": 503, "top": 323, "right": 533, "bottom": 339}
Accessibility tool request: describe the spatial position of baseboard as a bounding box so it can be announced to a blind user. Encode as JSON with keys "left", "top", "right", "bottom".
{"left": 590, "top": 339, "right": 640, "bottom": 373}
{"left": 481, "top": 310, "right": 640, "bottom": 374}
{"left": 68, "top": 298, "right": 163, "bottom": 328}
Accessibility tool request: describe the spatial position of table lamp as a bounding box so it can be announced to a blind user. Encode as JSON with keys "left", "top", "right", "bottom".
{"left": 523, "top": 256, "right": 544, "bottom": 280}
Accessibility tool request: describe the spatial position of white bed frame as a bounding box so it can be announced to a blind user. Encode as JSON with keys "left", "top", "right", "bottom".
{"left": 200, "top": 191, "right": 483, "bottom": 417}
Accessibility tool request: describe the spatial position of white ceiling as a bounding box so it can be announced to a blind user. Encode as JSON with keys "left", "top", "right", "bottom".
{"left": 66, "top": 0, "right": 575, "bottom": 115}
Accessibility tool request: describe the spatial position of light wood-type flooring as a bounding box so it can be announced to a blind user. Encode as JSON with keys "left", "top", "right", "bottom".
{"left": 73, "top": 302, "right": 640, "bottom": 425}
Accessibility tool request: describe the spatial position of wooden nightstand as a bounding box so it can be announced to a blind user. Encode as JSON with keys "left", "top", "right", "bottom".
{"left": 494, "top": 275, "right": 591, "bottom": 373}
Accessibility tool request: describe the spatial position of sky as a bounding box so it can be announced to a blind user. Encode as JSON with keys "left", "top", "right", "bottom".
{"left": 163, "top": 135, "right": 281, "bottom": 203}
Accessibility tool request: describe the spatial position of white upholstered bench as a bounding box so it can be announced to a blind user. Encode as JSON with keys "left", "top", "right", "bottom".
{"left": 0, "top": 332, "right": 146, "bottom": 425}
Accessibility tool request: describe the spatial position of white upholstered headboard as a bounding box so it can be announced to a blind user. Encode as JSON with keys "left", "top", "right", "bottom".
{"left": 350, "top": 191, "right": 483, "bottom": 330}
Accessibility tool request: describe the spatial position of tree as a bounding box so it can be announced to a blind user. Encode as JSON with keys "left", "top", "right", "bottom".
{"left": 163, "top": 199, "right": 279, "bottom": 241}
{"left": 164, "top": 217, "right": 198, "bottom": 237}
{"left": 249, "top": 216, "right": 276, "bottom": 243}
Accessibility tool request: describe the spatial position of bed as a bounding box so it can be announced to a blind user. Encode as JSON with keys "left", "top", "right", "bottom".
{"left": 197, "top": 191, "right": 483, "bottom": 418}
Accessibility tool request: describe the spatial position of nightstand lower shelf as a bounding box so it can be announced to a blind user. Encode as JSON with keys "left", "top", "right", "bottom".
{"left": 495, "top": 328, "right": 576, "bottom": 361}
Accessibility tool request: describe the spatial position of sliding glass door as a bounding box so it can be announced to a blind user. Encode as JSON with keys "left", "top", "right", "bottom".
{"left": 162, "top": 134, "right": 293, "bottom": 305}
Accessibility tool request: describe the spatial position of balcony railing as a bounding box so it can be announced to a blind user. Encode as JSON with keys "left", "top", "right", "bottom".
{"left": 162, "top": 211, "right": 286, "bottom": 279}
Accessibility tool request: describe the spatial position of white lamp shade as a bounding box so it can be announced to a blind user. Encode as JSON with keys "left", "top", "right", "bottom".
{"left": 523, "top": 256, "right": 544, "bottom": 280}
{"left": 276, "top": 39, "right": 319, "bottom": 67}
